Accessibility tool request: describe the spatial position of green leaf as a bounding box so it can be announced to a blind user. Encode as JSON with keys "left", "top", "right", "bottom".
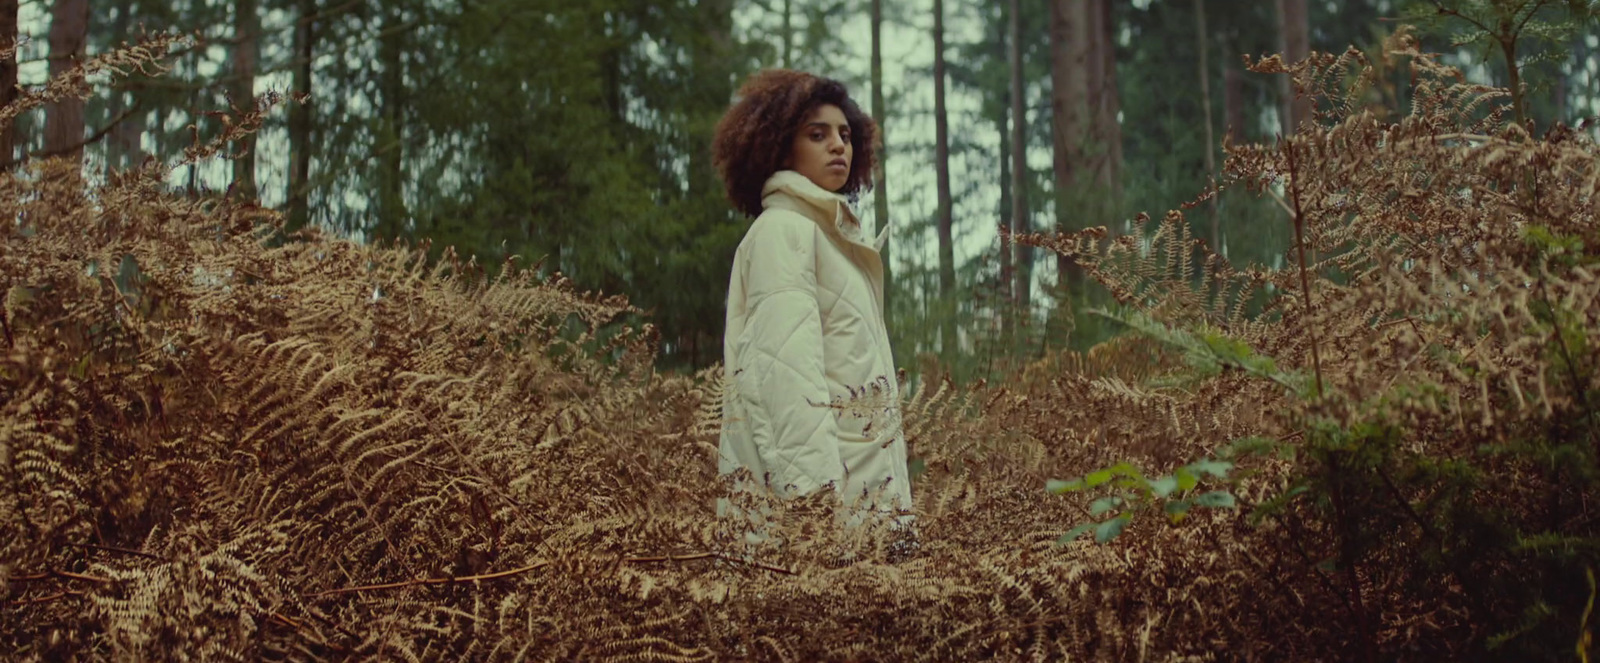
{"left": 1175, "top": 467, "right": 1199, "bottom": 492}
{"left": 1189, "top": 459, "right": 1234, "bottom": 478}
{"left": 1046, "top": 478, "right": 1086, "bottom": 494}
{"left": 1192, "top": 490, "right": 1238, "bottom": 509}
{"left": 1094, "top": 514, "right": 1131, "bottom": 543}
{"left": 1089, "top": 495, "right": 1124, "bottom": 517}
{"left": 1084, "top": 469, "right": 1115, "bottom": 488}
{"left": 1150, "top": 475, "right": 1179, "bottom": 498}
{"left": 1165, "top": 499, "right": 1192, "bottom": 524}
{"left": 1057, "top": 522, "right": 1096, "bottom": 545}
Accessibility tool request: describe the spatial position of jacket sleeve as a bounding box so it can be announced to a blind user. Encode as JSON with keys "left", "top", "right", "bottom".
{"left": 731, "top": 213, "right": 842, "bottom": 498}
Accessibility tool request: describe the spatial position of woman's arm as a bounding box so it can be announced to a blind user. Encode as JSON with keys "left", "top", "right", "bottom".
{"left": 732, "top": 212, "right": 842, "bottom": 498}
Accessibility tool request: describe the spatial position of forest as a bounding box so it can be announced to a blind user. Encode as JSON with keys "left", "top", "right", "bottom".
{"left": 2, "top": 0, "right": 1600, "bottom": 659}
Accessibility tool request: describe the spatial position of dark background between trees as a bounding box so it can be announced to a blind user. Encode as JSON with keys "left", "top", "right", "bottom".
{"left": 20, "top": 0, "right": 1598, "bottom": 382}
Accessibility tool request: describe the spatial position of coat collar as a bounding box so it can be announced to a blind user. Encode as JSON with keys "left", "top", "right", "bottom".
{"left": 760, "top": 170, "right": 890, "bottom": 253}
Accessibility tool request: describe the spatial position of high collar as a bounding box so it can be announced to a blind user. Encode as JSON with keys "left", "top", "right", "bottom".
{"left": 760, "top": 170, "right": 890, "bottom": 253}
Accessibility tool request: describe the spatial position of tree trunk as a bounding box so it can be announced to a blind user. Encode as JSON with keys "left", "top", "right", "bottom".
{"left": 1049, "top": 0, "right": 1089, "bottom": 291}
{"left": 1009, "top": 0, "right": 1030, "bottom": 328}
{"left": 1090, "top": 0, "right": 1121, "bottom": 193}
{"left": 287, "top": 0, "right": 316, "bottom": 231}
{"left": 1224, "top": 64, "right": 1243, "bottom": 142}
{"left": 933, "top": 0, "right": 956, "bottom": 361}
{"left": 1194, "top": 0, "right": 1218, "bottom": 251}
{"left": 1275, "top": 0, "right": 1310, "bottom": 135}
{"left": 689, "top": 0, "right": 732, "bottom": 202}
{"left": 232, "top": 0, "right": 259, "bottom": 199}
{"left": 105, "top": 0, "right": 144, "bottom": 176}
{"left": 45, "top": 0, "right": 89, "bottom": 163}
{"left": 376, "top": 4, "right": 407, "bottom": 241}
{"left": 871, "top": 0, "right": 891, "bottom": 321}
{"left": 0, "top": 0, "right": 19, "bottom": 170}
{"left": 782, "top": 0, "right": 793, "bottom": 68}
{"left": 994, "top": 6, "right": 1012, "bottom": 345}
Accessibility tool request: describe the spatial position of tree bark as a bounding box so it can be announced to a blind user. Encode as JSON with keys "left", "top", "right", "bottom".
{"left": 45, "top": 0, "right": 90, "bottom": 164}
{"left": 994, "top": 5, "right": 1012, "bottom": 345}
{"left": 1009, "top": 0, "right": 1030, "bottom": 326}
{"left": 1049, "top": 0, "right": 1089, "bottom": 291}
{"left": 870, "top": 0, "right": 891, "bottom": 321}
{"left": 287, "top": 0, "right": 316, "bottom": 231}
{"left": 1275, "top": 0, "right": 1310, "bottom": 135}
{"left": 1194, "top": 0, "right": 1218, "bottom": 250}
{"left": 232, "top": 0, "right": 259, "bottom": 199}
{"left": 933, "top": 0, "right": 957, "bottom": 361}
{"left": 1089, "top": 0, "right": 1120, "bottom": 193}
{"left": 105, "top": 0, "right": 144, "bottom": 176}
{"left": 376, "top": 4, "right": 407, "bottom": 241}
{"left": 782, "top": 0, "right": 793, "bottom": 68}
{"left": 1224, "top": 63, "right": 1243, "bottom": 142}
{"left": 0, "top": 0, "right": 18, "bottom": 170}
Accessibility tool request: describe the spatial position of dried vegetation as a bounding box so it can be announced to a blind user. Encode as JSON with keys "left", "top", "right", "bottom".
{"left": 2, "top": 28, "right": 1598, "bottom": 661}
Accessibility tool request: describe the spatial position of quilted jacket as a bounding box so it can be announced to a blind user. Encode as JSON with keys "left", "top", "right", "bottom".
{"left": 717, "top": 170, "right": 912, "bottom": 514}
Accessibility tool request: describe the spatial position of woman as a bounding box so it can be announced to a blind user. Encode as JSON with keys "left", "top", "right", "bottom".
{"left": 711, "top": 69, "right": 912, "bottom": 532}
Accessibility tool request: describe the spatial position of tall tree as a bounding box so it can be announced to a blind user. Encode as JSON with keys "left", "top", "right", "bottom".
{"left": 45, "top": 0, "right": 89, "bottom": 163}
{"left": 231, "top": 0, "right": 259, "bottom": 198}
{"left": 1049, "top": 0, "right": 1090, "bottom": 290}
{"left": 1195, "top": 0, "right": 1218, "bottom": 249}
{"left": 1089, "top": 0, "right": 1121, "bottom": 195}
{"left": 870, "top": 0, "right": 891, "bottom": 322}
{"left": 104, "top": 0, "right": 143, "bottom": 174}
{"left": 0, "top": 0, "right": 17, "bottom": 169}
{"left": 286, "top": 0, "right": 316, "bottom": 231}
{"left": 933, "top": 0, "right": 956, "bottom": 361}
{"left": 782, "top": 0, "right": 793, "bottom": 67}
{"left": 992, "top": 3, "right": 1013, "bottom": 344}
{"left": 1008, "top": 0, "right": 1030, "bottom": 322}
{"left": 1275, "top": 0, "right": 1310, "bottom": 134}
{"left": 375, "top": 3, "right": 407, "bottom": 241}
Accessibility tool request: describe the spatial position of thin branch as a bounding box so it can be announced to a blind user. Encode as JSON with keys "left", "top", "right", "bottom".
{"left": 8, "top": 569, "right": 112, "bottom": 584}
{"left": 2, "top": 589, "right": 83, "bottom": 606}
{"left": 304, "top": 551, "right": 796, "bottom": 600}
{"left": 303, "top": 560, "right": 553, "bottom": 599}
{"left": 626, "top": 551, "right": 797, "bottom": 576}
{"left": 1, "top": 104, "right": 141, "bottom": 170}
{"left": 1283, "top": 138, "right": 1325, "bottom": 396}
{"left": 63, "top": 542, "right": 169, "bottom": 562}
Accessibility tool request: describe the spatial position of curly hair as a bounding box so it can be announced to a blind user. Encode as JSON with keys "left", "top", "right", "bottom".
{"left": 712, "top": 69, "right": 878, "bottom": 218}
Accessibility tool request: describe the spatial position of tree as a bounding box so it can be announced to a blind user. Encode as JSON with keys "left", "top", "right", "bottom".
{"left": 1049, "top": 0, "right": 1090, "bottom": 291}
{"left": 104, "top": 0, "right": 143, "bottom": 174}
{"left": 374, "top": 2, "right": 408, "bottom": 241}
{"left": 1275, "top": 0, "right": 1310, "bottom": 134}
{"left": 870, "top": 0, "right": 891, "bottom": 322}
{"left": 0, "top": 0, "right": 17, "bottom": 169}
{"left": 1195, "top": 0, "right": 1218, "bottom": 250}
{"left": 45, "top": 0, "right": 90, "bottom": 163}
{"left": 933, "top": 0, "right": 956, "bottom": 361}
{"left": 286, "top": 0, "right": 316, "bottom": 231}
{"left": 232, "top": 0, "right": 259, "bottom": 198}
{"left": 993, "top": 2, "right": 1013, "bottom": 345}
{"left": 1008, "top": 0, "right": 1029, "bottom": 322}
{"left": 1089, "top": 0, "right": 1121, "bottom": 196}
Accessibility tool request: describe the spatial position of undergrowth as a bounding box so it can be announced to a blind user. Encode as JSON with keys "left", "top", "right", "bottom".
{"left": 1, "top": 26, "right": 1596, "bottom": 661}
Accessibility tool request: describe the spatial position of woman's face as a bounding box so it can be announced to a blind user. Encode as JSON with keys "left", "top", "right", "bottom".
{"left": 785, "top": 103, "right": 853, "bottom": 192}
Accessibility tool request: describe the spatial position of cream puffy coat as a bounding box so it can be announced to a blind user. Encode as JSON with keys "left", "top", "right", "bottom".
{"left": 717, "top": 170, "right": 911, "bottom": 513}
